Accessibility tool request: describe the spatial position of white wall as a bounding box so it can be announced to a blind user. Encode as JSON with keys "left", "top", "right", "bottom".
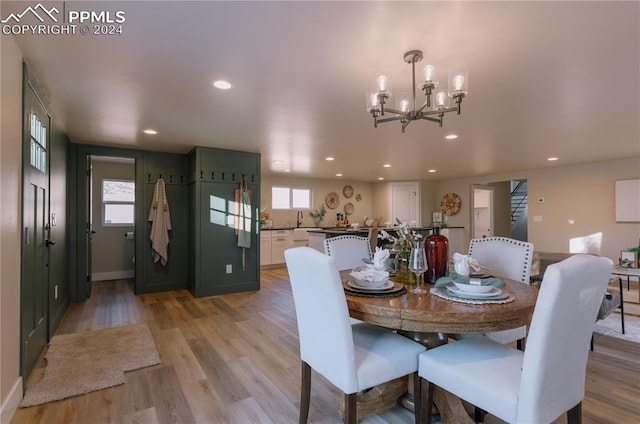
{"left": 433, "top": 158, "right": 640, "bottom": 261}
{"left": 1, "top": 35, "right": 25, "bottom": 422}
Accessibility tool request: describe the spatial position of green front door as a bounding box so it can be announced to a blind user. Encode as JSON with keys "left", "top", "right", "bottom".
{"left": 21, "top": 83, "right": 50, "bottom": 378}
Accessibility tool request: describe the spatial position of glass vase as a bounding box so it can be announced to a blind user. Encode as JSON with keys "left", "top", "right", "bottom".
{"left": 394, "top": 251, "right": 416, "bottom": 286}
{"left": 424, "top": 226, "right": 449, "bottom": 284}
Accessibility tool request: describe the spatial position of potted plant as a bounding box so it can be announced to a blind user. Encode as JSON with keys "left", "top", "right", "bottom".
{"left": 309, "top": 203, "right": 327, "bottom": 227}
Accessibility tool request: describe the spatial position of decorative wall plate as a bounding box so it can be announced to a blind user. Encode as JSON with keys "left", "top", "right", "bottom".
{"left": 343, "top": 185, "right": 354, "bottom": 198}
{"left": 441, "top": 192, "right": 461, "bottom": 215}
{"left": 325, "top": 192, "right": 340, "bottom": 209}
{"left": 355, "top": 193, "right": 362, "bottom": 202}
{"left": 344, "top": 202, "right": 354, "bottom": 215}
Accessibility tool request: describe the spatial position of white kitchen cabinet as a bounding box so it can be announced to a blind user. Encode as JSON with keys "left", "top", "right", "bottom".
{"left": 307, "top": 231, "right": 327, "bottom": 253}
{"left": 269, "top": 229, "right": 293, "bottom": 265}
{"left": 440, "top": 227, "right": 464, "bottom": 258}
{"left": 260, "top": 231, "right": 272, "bottom": 265}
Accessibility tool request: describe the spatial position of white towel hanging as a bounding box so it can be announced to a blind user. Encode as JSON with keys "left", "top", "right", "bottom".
{"left": 148, "top": 178, "right": 172, "bottom": 266}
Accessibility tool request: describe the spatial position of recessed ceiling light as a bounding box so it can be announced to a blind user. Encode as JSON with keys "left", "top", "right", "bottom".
{"left": 336, "top": 173, "right": 343, "bottom": 177}
{"left": 383, "top": 164, "right": 391, "bottom": 168}
{"left": 325, "top": 157, "right": 335, "bottom": 161}
{"left": 283, "top": 169, "right": 291, "bottom": 172}
{"left": 428, "top": 169, "right": 436, "bottom": 173}
{"left": 445, "top": 134, "right": 458, "bottom": 140}
{"left": 143, "top": 129, "right": 157, "bottom": 135}
{"left": 378, "top": 177, "right": 385, "bottom": 181}
{"left": 547, "top": 157, "right": 559, "bottom": 161}
{"left": 272, "top": 160, "right": 284, "bottom": 164}
{"left": 211, "top": 80, "right": 233, "bottom": 89}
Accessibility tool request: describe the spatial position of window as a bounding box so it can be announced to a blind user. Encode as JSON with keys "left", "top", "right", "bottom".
{"left": 29, "top": 110, "right": 47, "bottom": 173}
{"left": 103, "top": 179, "right": 135, "bottom": 225}
{"left": 271, "top": 186, "right": 311, "bottom": 209}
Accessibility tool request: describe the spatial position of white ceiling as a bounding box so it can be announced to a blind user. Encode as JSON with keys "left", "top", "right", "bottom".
{"left": 5, "top": 1, "right": 639, "bottom": 182}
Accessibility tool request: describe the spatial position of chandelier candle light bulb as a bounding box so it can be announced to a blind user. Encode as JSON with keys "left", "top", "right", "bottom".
{"left": 423, "top": 64, "right": 436, "bottom": 83}
{"left": 367, "top": 49, "right": 468, "bottom": 131}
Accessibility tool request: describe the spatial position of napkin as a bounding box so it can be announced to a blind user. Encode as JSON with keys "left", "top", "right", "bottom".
{"left": 350, "top": 268, "right": 389, "bottom": 282}
{"left": 452, "top": 253, "right": 472, "bottom": 276}
{"left": 452, "top": 252, "right": 486, "bottom": 276}
{"left": 434, "top": 272, "right": 505, "bottom": 288}
{"left": 373, "top": 247, "right": 391, "bottom": 271}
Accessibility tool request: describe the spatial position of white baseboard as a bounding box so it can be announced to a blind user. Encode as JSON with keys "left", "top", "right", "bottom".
{"left": 92, "top": 270, "right": 135, "bottom": 281}
{"left": 0, "top": 377, "right": 22, "bottom": 424}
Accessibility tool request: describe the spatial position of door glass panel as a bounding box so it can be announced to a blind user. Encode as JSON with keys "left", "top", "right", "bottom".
{"left": 29, "top": 111, "right": 46, "bottom": 173}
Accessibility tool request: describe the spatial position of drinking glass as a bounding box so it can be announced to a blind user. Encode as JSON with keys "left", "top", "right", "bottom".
{"left": 409, "top": 246, "right": 429, "bottom": 294}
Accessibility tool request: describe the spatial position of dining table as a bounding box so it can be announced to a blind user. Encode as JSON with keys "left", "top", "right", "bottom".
{"left": 340, "top": 270, "right": 539, "bottom": 423}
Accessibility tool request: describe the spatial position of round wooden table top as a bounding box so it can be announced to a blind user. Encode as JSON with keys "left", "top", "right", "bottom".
{"left": 342, "top": 272, "right": 539, "bottom": 334}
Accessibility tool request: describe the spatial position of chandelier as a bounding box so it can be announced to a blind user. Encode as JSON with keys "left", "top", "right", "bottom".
{"left": 366, "top": 49, "right": 468, "bottom": 132}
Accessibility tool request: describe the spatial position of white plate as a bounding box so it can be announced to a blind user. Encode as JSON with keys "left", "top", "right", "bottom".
{"left": 453, "top": 281, "right": 494, "bottom": 294}
{"left": 348, "top": 279, "right": 394, "bottom": 291}
{"left": 446, "top": 284, "right": 503, "bottom": 299}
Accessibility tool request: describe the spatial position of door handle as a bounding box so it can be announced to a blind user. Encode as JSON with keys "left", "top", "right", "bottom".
{"left": 46, "top": 239, "right": 56, "bottom": 246}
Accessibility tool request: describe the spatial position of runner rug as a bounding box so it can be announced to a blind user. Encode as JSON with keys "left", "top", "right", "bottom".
{"left": 20, "top": 323, "right": 160, "bottom": 407}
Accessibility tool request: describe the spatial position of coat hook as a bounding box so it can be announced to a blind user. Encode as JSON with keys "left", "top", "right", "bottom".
{"left": 147, "top": 173, "right": 151, "bottom": 182}
{"left": 170, "top": 175, "right": 173, "bottom": 183}
{"left": 200, "top": 170, "right": 203, "bottom": 179}
{"left": 212, "top": 172, "right": 215, "bottom": 180}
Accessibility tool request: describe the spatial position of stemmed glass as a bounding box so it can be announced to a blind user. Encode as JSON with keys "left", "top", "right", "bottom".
{"left": 409, "top": 246, "right": 429, "bottom": 294}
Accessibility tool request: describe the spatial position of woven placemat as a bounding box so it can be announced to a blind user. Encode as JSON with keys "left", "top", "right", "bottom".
{"left": 430, "top": 286, "right": 514, "bottom": 305}
{"left": 343, "top": 282, "right": 407, "bottom": 298}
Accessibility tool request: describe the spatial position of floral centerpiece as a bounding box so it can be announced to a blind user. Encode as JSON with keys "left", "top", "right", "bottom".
{"left": 308, "top": 203, "right": 327, "bottom": 226}
{"left": 379, "top": 219, "right": 422, "bottom": 256}
{"left": 379, "top": 219, "right": 423, "bottom": 284}
{"left": 259, "top": 212, "right": 270, "bottom": 225}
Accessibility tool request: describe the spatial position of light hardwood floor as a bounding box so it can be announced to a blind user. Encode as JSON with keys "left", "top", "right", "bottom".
{"left": 11, "top": 268, "right": 640, "bottom": 424}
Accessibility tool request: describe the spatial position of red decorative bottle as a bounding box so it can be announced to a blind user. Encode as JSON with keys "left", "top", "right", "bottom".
{"left": 424, "top": 226, "right": 448, "bottom": 284}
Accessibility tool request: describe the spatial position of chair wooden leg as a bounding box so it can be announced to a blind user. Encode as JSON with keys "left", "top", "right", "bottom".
{"left": 300, "top": 361, "right": 311, "bottom": 424}
{"left": 567, "top": 402, "right": 582, "bottom": 424}
{"left": 412, "top": 372, "right": 421, "bottom": 424}
{"left": 419, "top": 377, "right": 434, "bottom": 424}
{"left": 516, "top": 338, "right": 525, "bottom": 351}
{"left": 474, "top": 406, "right": 487, "bottom": 422}
{"left": 344, "top": 392, "right": 357, "bottom": 424}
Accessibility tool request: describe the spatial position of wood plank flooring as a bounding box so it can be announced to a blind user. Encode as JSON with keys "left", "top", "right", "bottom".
{"left": 11, "top": 268, "right": 640, "bottom": 424}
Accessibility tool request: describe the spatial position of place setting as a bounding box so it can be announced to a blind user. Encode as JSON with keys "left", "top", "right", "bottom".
{"left": 343, "top": 248, "right": 406, "bottom": 297}
{"left": 430, "top": 253, "right": 514, "bottom": 304}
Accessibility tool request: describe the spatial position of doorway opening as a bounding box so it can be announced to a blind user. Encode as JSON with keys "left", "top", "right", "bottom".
{"left": 470, "top": 180, "right": 528, "bottom": 241}
{"left": 471, "top": 185, "right": 494, "bottom": 239}
{"left": 88, "top": 156, "right": 136, "bottom": 289}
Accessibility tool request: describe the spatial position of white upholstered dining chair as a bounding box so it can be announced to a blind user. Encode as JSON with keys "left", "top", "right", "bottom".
{"left": 467, "top": 237, "right": 534, "bottom": 349}
{"left": 323, "top": 234, "right": 372, "bottom": 271}
{"left": 285, "top": 247, "right": 426, "bottom": 424}
{"left": 417, "top": 254, "right": 613, "bottom": 424}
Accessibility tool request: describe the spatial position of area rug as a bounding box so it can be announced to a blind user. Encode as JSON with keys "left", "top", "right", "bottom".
{"left": 593, "top": 311, "right": 640, "bottom": 344}
{"left": 20, "top": 323, "right": 160, "bottom": 407}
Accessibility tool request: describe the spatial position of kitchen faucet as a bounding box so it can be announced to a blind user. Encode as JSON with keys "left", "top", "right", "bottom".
{"left": 296, "top": 211, "right": 303, "bottom": 227}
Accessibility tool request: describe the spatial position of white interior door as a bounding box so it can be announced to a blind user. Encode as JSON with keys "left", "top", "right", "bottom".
{"left": 389, "top": 182, "right": 420, "bottom": 226}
